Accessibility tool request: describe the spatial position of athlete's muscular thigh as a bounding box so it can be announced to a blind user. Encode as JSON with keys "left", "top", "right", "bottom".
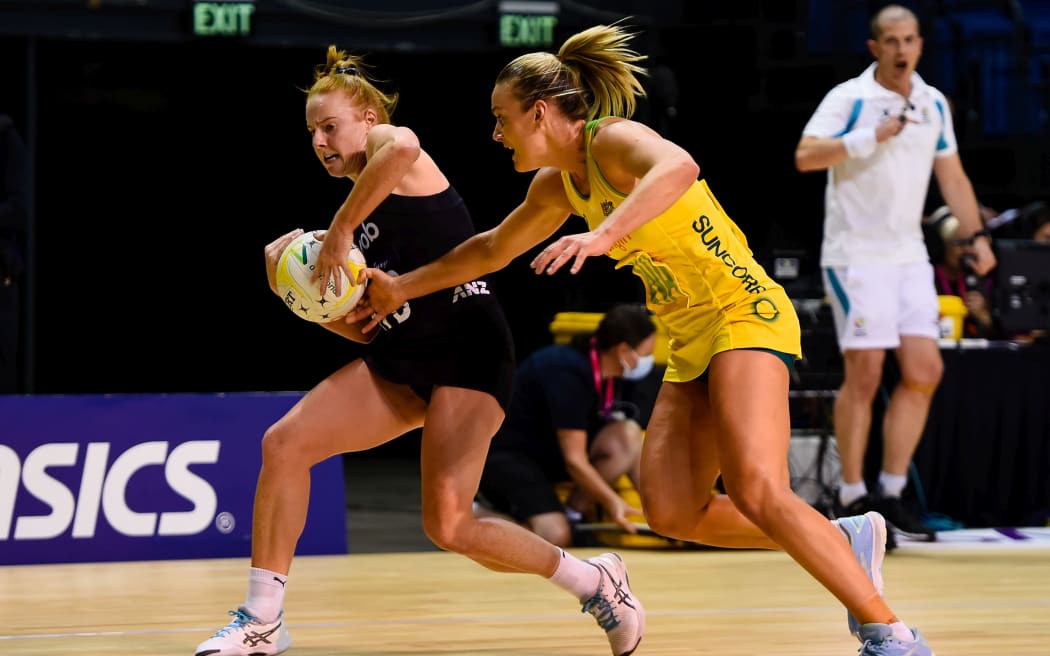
{"left": 706, "top": 350, "right": 791, "bottom": 493}
{"left": 640, "top": 380, "right": 723, "bottom": 519}
{"left": 267, "top": 359, "right": 426, "bottom": 466}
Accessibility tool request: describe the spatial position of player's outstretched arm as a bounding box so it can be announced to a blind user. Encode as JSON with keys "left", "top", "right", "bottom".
{"left": 348, "top": 168, "right": 573, "bottom": 331}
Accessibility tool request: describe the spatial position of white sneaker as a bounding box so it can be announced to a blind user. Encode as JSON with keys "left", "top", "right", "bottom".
{"left": 581, "top": 553, "right": 645, "bottom": 656}
{"left": 858, "top": 624, "right": 936, "bottom": 656}
{"left": 195, "top": 608, "right": 291, "bottom": 656}
{"left": 833, "top": 511, "right": 887, "bottom": 637}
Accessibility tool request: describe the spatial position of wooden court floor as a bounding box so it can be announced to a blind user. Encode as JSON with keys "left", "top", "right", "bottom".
{"left": 3, "top": 546, "right": 1049, "bottom": 655}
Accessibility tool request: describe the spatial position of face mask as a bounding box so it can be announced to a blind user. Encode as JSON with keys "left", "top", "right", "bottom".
{"left": 621, "top": 352, "right": 654, "bottom": 381}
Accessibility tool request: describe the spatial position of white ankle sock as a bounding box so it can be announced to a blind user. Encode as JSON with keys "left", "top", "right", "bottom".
{"left": 839, "top": 480, "right": 868, "bottom": 507}
{"left": 244, "top": 567, "right": 288, "bottom": 622}
{"left": 878, "top": 472, "right": 908, "bottom": 498}
{"left": 549, "top": 550, "right": 601, "bottom": 602}
{"left": 889, "top": 621, "right": 914, "bottom": 641}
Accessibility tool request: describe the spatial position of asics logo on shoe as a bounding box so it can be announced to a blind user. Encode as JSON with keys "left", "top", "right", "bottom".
{"left": 243, "top": 623, "right": 281, "bottom": 648}
{"left": 599, "top": 562, "right": 636, "bottom": 609}
{"left": 583, "top": 563, "right": 637, "bottom": 632}
{"left": 196, "top": 609, "right": 291, "bottom": 656}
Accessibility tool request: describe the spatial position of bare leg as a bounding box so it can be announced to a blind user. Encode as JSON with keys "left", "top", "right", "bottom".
{"left": 641, "top": 377, "right": 779, "bottom": 549}
{"left": 566, "top": 418, "right": 644, "bottom": 512}
{"left": 591, "top": 418, "right": 644, "bottom": 488}
{"left": 418, "top": 385, "right": 562, "bottom": 576}
{"left": 883, "top": 336, "right": 942, "bottom": 476}
{"left": 251, "top": 360, "right": 425, "bottom": 573}
{"left": 476, "top": 506, "right": 573, "bottom": 550}
{"left": 707, "top": 350, "right": 895, "bottom": 626}
{"left": 421, "top": 387, "right": 646, "bottom": 656}
{"left": 835, "top": 349, "right": 886, "bottom": 486}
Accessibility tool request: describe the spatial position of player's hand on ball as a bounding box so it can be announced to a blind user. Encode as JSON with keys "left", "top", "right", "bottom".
{"left": 265, "top": 228, "right": 305, "bottom": 295}
{"left": 346, "top": 268, "right": 404, "bottom": 333}
{"left": 314, "top": 228, "right": 355, "bottom": 297}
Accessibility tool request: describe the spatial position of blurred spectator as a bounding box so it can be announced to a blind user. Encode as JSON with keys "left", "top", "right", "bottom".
{"left": 975, "top": 200, "right": 1050, "bottom": 343}
{"left": 1025, "top": 202, "right": 1050, "bottom": 242}
{"left": 475, "top": 304, "right": 656, "bottom": 547}
{"left": 0, "top": 113, "right": 28, "bottom": 394}
{"left": 984, "top": 200, "right": 1050, "bottom": 242}
{"left": 926, "top": 205, "right": 1002, "bottom": 339}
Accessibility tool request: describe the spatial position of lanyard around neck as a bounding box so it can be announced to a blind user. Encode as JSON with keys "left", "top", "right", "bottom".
{"left": 935, "top": 265, "right": 965, "bottom": 296}
{"left": 589, "top": 338, "right": 614, "bottom": 419}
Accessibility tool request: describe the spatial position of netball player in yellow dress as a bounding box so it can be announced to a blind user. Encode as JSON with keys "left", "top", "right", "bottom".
{"left": 343, "top": 23, "right": 937, "bottom": 656}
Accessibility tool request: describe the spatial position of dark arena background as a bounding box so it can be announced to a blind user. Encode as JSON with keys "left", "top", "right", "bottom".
{"left": 3, "top": 4, "right": 1050, "bottom": 655}
{"left": 3, "top": 0, "right": 1047, "bottom": 395}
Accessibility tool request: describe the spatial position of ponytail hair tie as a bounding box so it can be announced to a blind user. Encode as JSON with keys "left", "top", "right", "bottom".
{"left": 335, "top": 65, "right": 359, "bottom": 76}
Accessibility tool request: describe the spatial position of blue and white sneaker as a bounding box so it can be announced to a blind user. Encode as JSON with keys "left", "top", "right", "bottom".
{"left": 195, "top": 607, "right": 291, "bottom": 656}
{"left": 833, "top": 511, "right": 887, "bottom": 636}
{"left": 857, "top": 623, "right": 936, "bottom": 655}
{"left": 581, "top": 552, "right": 645, "bottom": 656}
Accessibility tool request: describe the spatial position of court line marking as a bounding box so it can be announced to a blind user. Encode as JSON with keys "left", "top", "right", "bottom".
{"left": 5, "top": 599, "right": 1050, "bottom": 641}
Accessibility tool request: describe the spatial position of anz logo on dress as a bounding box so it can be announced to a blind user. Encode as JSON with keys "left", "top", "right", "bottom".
{"left": 451, "top": 281, "right": 490, "bottom": 303}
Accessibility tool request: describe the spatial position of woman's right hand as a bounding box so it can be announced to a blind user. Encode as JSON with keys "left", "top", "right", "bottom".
{"left": 264, "top": 228, "right": 305, "bottom": 295}
{"left": 344, "top": 267, "right": 407, "bottom": 333}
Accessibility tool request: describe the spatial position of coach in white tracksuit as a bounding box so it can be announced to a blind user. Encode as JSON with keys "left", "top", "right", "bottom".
{"left": 794, "top": 4, "right": 996, "bottom": 543}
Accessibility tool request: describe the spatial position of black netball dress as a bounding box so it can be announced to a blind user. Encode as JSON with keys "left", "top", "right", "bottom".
{"left": 357, "top": 185, "right": 515, "bottom": 411}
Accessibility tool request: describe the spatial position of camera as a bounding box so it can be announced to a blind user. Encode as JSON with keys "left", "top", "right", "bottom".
{"left": 959, "top": 253, "right": 980, "bottom": 292}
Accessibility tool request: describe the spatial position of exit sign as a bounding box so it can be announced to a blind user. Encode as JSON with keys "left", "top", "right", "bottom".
{"left": 193, "top": 1, "right": 255, "bottom": 38}
{"left": 499, "top": 1, "right": 558, "bottom": 48}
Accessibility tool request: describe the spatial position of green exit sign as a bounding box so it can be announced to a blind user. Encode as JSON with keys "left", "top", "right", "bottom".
{"left": 498, "top": 1, "right": 558, "bottom": 48}
{"left": 193, "top": 1, "right": 255, "bottom": 37}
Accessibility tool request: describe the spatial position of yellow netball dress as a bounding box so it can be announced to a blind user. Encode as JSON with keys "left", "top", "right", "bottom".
{"left": 560, "top": 118, "right": 802, "bottom": 382}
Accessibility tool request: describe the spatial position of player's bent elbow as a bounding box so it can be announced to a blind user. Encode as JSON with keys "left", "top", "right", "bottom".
{"left": 671, "top": 154, "right": 700, "bottom": 181}
{"left": 794, "top": 140, "right": 833, "bottom": 173}
{"left": 794, "top": 150, "right": 815, "bottom": 173}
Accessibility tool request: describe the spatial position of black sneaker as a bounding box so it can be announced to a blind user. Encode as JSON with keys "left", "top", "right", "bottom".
{"left": 833, "top": 494, "right": 897, "bottom": 551}
{"left": 873, "top": 496, "right": 936, "bottom": 542}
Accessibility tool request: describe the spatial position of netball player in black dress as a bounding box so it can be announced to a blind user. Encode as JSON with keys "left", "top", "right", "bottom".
{"left": 195, "top": 45, "right": 644, "bottom": 656}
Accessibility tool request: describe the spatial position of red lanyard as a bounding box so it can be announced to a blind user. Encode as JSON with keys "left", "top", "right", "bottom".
{"left": 589, "top": 338, "right": 614, "bottom": 419}
{"left": 935, "top": 265, "right": 966, "bottom": 296}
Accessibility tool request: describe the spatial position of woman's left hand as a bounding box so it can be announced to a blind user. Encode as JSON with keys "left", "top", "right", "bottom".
{"left": 264, "top": 228, "right": 306, "bottom": 295}
{"left": 531, "top": 229, "right": 615, "bottom": 275}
